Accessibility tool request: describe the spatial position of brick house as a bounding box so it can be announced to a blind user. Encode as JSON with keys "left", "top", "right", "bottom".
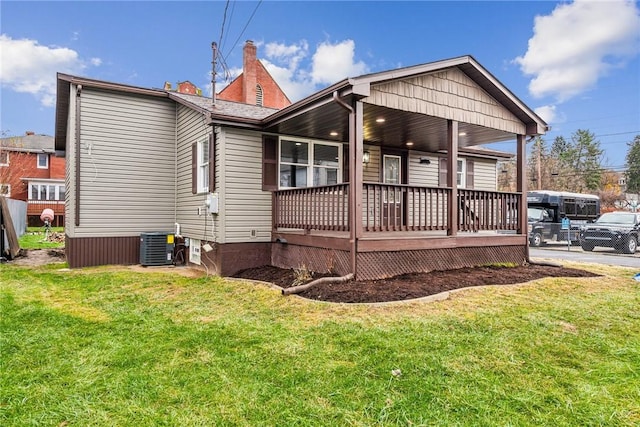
{"left": 0, "top": 132, "right": 66, "bottom": 226}
{"left": 217, "top": 40, "right": 291, "bottom": 109}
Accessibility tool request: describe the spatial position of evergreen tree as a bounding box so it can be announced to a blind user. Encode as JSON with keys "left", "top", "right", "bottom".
{"left": 568, "top": 129, "right": 603, "bottom": 192}
{"left": 625, "top": 135, "right": 640, "bottom": 195}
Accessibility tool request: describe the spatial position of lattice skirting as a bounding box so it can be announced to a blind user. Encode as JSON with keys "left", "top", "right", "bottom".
{"left": 272, "top": 244, "right": 527, "bottom": 281}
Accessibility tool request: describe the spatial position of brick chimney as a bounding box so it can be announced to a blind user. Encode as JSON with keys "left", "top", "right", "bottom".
{"left": 242, "top": 40, "right": 257, "bottom": 105}
{"left": 25, "top": 131, "right": 35, "bottom": 136}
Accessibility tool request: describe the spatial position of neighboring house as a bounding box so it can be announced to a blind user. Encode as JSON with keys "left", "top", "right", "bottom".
{"left": 0, "top": 132, "right": 66, "bottom": 226}
{"left": 55, "top": 54, "right": 547, "bottom": 279}
{"left": 217, "top": 40, "right": 291, "bottom": 109}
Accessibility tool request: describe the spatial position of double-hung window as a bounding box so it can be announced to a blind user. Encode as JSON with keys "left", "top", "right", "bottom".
{"left": 197, "top": 136, "right": 209, "bottom": 193}
{"left": 0, "top": 151, "right": 8, "bottom": 166}
{"left": 279, "top": 138, "right": 340, "bottom": 188}
{"left": 438, "top": 157, "right": 474, "bottom": 189}
{"left": 37, "top": 153, "right": 49, "bottom": 169}
{"left": 457, "top": 159, "right": 466, "bottom": 188}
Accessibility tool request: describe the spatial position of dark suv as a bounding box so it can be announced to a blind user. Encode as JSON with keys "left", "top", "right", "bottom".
{"left": 579, "top": 211, "right": 639, "bottom": 254}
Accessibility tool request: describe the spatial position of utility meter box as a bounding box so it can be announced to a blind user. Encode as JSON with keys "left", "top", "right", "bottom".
{"left": 206, "top": 193, "right": 219, "bottom": 214}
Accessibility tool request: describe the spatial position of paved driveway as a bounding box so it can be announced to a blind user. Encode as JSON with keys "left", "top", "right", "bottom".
{"left": 530, "top": 243, "right": 640, "bottom": 268}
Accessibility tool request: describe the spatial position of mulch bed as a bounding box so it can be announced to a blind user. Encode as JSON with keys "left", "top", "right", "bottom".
{"left": 232, "top": 264, "right": 600, "bottom": 303}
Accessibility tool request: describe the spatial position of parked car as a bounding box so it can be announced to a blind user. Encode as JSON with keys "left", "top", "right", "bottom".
{"left": 579, "top": 211, "right": 640, "bottom": 254}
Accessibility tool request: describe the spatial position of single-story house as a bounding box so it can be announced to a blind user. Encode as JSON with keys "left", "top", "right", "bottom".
{"left": 55, "top": 54, "right": 547, "bottom": 279}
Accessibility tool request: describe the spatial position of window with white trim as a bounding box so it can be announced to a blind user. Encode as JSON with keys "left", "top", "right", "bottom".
{"left": 197, "top": 136, "right": 209, "bottom": 193}
{"left": 0, "top": 151, "right": 8, "bottom": 166}
{"left": 29, "top": 183, "right": 65, "bottom": 200}
{"left": 0, "top": 184, "right": 10, "bottom": 197}
{"left": 457, "top": 159, "right": 466, "bottom": 188}
{"left": 279, "top": 138, "right": 340, "bottom": 188}
{"left": 37, "top": 153, "right": 49, "bottom": 169}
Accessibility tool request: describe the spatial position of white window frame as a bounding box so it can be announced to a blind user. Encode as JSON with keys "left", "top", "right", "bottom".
{"left": 196, "top": 136, "right": 209, "bottom": 194}
{"left": 28, "top": 182, "right": 65, "bottom": 201}
{"left": 0, "top": 184, "right": 10, "bottom": 197}
{"left": 457, "top": 158, "right": 466, "bottom": 189}
{"left": 278, "top": 137, "right": 342, "bottom": 189}
{"left": 0, "top": 151, "right": 8, "bottom": 166}
{"left": 37, "top": 153, "right": 49, "bottom": 169}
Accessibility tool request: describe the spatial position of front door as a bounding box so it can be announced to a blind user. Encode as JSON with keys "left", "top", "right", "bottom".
{"left": 383, "top": 155, "right": 403, "bottom": 228}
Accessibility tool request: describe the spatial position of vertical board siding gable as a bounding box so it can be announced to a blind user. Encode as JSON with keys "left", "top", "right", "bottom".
{"left": 364, "top": 68, "right": 526, "bottom": 135}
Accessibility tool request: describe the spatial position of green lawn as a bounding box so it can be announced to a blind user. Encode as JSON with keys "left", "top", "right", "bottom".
{"left": 18, "top": 227, "right": 65, "bottom": 249}
{"left": 1, "top": 261, "right": 639, "bottom": 426}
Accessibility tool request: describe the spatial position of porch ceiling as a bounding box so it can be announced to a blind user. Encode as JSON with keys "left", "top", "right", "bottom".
{"left": 262, "top": 97, "right": 516, "bottom": 152}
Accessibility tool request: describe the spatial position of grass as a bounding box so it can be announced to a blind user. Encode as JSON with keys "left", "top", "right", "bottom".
{"left": 18, "top": 227, "right": 64, "bottom": 249}
{"left": 1, "top": 260, "right": 639, "bottom": 426}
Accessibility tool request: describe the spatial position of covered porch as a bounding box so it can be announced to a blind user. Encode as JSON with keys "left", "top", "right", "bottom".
{"left": 260, "top": 56, "right": 546, "bottom": 279}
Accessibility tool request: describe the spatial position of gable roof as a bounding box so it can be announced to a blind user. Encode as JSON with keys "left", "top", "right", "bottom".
{"left": 56, "top": 55, "right": 547, "bottom": 152}
{"left": 263, "top": 55, "right": 548, "bottom": 145}
{"left": 55, "top": 73, "right": 277, "bottom": 150}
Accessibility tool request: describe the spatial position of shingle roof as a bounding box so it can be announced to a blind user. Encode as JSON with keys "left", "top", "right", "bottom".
{"left": 0, "top": 134, "right": 55, "bottom": 153}
{"left": 170, "top": 92, "right": 279, "bottom": 121}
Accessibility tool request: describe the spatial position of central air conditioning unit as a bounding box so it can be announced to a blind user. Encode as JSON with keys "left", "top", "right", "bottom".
{"left": 140, "top": 232, "right": 175, "bottom": 266}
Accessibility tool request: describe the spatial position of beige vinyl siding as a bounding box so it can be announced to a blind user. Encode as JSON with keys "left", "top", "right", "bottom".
{"left": 471, "top": 157, "right": 497, "bottom": 190}
{"left": 408, "top": 151, "right": 439, "bottom": 187}
{"left": 73, "top": 87, "right": 176, "bottom": 237}
{"left": 362, "top": 144, "right": 380, "bottom": 182}
{"left": 222, "top": 128, "right": 272, "bottom": 243}
{"left": 365, "top": 68, "right": 525, "bottom": 135}
{"left": 65, "top": 83, "right": 77, "bottom": 236}
{"left": 175, "top": 105, "right": 218, "bottom": 241}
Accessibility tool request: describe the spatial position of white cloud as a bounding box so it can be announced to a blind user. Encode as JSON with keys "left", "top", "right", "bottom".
{"left": 258, "top": 39, "right": 369, "bottom": 101}
{"left": 311, "top": 40, "right": 369, "bottom": 85}
{"left": 534, "top": 104, "right": 557, "bottom": 123}
{"left": 0, "top": 34, "right": 102, "bottom": 107}
{"left": 264, "top": 40, "right": 309, "bottom": 73}
{"left": 515, "top": 0, "right": 640, "bottom": 102}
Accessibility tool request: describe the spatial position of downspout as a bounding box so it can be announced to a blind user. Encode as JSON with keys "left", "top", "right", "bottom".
{"left": 332, "top": 91, "right": 357, "bottom": 278}
{"left": 173, "top": 102, "right": 178, "bottom": 235}
{"left": 74, "top": 84, "right": 82, "bottom": 227}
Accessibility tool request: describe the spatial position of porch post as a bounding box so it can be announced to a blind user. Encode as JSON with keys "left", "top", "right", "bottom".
{"left": 517, "top": 134, "right": 528, "bottom": 257}
{"left": 447, "top": 120, "right": 458, "bottom": 236}
{"left": 348, "top": 101, "right": 364, "bottom": 278}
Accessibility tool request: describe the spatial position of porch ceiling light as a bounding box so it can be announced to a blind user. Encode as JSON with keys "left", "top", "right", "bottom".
{"left": 375, "top": 118, "right": 385, "bottom": 123}
{"left": 363, "top": 150, "right": 370, "bottom": 164}
{"left": 406, "top": 142, "right": 414, "bottom": 147}
{"left": 329, "top": 131, "right": 338, "bottom": 137}
{"left": 458, "top": 132, "right": 467, "bottom": 136}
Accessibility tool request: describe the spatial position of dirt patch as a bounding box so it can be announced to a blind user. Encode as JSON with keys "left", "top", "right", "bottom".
{"left": 7, "top": 248, "right": 66, "bottom": 266}
{"left": 232, "top": 264, "right": 600, "bottom": 303}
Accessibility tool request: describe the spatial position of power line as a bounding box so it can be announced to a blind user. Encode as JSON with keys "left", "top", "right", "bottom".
{"left": 222, "top": 0, "right": 262, "bottom": 65}
{"left": 218, "top": 0, "right": 231, "bottom": 49}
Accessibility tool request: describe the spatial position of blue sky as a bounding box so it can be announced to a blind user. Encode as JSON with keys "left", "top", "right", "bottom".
{"left": 1, "top": 0, "right": 639, "bottom": 171}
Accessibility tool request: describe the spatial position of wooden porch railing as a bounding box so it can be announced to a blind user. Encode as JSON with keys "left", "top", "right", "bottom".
{"left": 458, "top": 189, "right": 519, "bottom": 232}
{"left": 273, "top": 184, "right": 520, "bottom": 234}
{"left": 27, "top": 200, "right": 65, "bottom": 216}
{"left": 363, "top": 183, "right": 450, "bottom": 231}
{"left": 273, "top": 184, "right": 349, "bottom": 231}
